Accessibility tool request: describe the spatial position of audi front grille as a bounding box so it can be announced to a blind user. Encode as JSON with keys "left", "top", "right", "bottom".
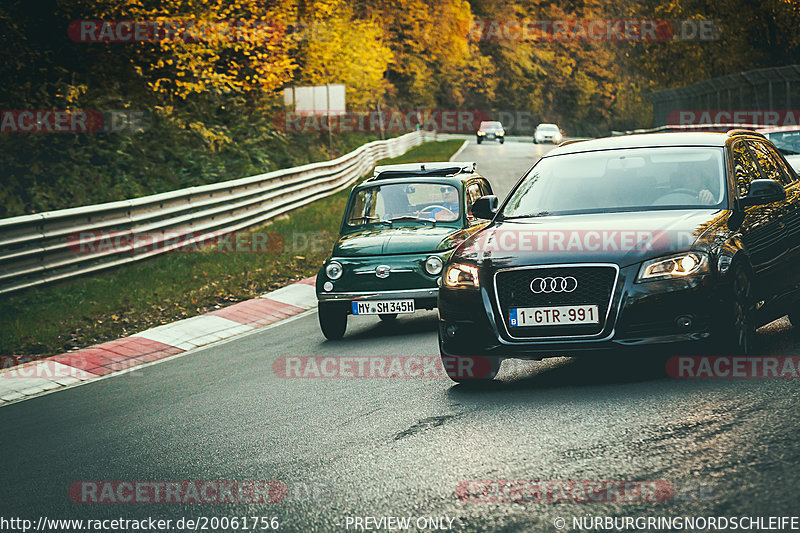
{"left": 493, "top": 264, "right": 619, "bottom": 340}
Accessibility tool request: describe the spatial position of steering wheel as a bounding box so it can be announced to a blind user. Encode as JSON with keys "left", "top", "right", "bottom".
{"left": 418, "top": 204, "right": 455, "bottom": 218}
{"left": 652, "top": 190, "right": 698, "bottom": 206}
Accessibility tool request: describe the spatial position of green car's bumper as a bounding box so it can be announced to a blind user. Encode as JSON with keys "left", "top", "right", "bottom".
{"left": 316, "top": 253, "right": 448, "bottom": 313}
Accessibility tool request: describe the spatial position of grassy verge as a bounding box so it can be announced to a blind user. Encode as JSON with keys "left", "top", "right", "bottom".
{"left": 0, "top": 139, "right": 463, "bottom": 359}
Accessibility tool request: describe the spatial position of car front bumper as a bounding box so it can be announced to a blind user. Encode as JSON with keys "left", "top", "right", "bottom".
{"left": 438, "top": 265, "right": 724, "bottom": 359}
{"left": 318, "top": 287, "right": 438, "bottom": 301}
{"left": 318, "top": 288, "right": 439, "bottom": 313}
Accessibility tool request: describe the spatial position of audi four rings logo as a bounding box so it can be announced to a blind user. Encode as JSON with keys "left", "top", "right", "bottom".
{"left": 530, "top": 276, "right": 579, "bottom": 293}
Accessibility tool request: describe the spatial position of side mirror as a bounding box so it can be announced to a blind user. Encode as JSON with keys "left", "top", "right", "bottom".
{"left": 740, "top": 179, "right": 786, "bottom": 207}
{"left": 471, "top": 195, "right": 499, "bottom": 220}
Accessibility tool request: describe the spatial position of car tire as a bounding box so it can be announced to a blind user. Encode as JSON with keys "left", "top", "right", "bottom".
{"left": 533, "top": 138, "right": 538, "bottom": 144}
{"left": 499, "top": 138, "right": 505, "bottom": 144}
{"left": 318, "top": 303, "right": 347, "bottom": 340}
{"left": 717, "top": 264, "right": 757, "bottom": 355}
{"left": 379, "top": 313, "right": 397, "bottom": 322}
{"left": 477, "top": 137, "right": 482, "bottom": 144}
{"left": 440, "top": 353, "right": 500, "bottom": 384}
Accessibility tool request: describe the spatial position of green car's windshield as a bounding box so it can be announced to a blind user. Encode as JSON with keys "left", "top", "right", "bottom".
{"left": 346, "top": 183, "right": 461, "bottom": 226}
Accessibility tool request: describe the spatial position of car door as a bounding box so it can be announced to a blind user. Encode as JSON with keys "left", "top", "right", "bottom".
{"left": 730, "top": 139, "right": 789, "bottom": 299}
{"left": 748, "top": 138, "right": 800, "bottom": 296}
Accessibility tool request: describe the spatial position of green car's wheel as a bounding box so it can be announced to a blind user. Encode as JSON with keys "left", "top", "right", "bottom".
{"left": 318, "top": 303, "right": 347, "bottom": 340}
{"left": 378, "top": 313, "right": 397, "bottom": 322}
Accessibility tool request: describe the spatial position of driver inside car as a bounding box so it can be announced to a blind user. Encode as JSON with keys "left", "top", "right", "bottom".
{"left": 669, "top": 166, "right": 717, "bottom": 205}
{"left": 423, "top": 186, "right": 460, "bottom": 220}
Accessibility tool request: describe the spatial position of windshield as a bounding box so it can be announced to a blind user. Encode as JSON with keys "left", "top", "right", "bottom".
{"left": 480, "top": 122, "right": 502, "bottom": 129}
{"left": 764, "top": 130, "right": 800, "bottom": 155}
{"left": 346, "top": 183, "right": 461, "bottom": 226}
{"left": 502, "top": 147, "right": 726, "bottom": 218}
{"left": 538, "top": 125, "right": 559, "bottom": 131}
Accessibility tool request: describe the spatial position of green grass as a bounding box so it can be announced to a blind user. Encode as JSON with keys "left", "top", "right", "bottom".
{"left": 0, "top": 139, "right": 463, "bottom": 359}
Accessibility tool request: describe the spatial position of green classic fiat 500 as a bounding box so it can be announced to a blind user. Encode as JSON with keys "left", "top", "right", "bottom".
{"left": 316, "top": 161, "right": 494, "bottom": 339}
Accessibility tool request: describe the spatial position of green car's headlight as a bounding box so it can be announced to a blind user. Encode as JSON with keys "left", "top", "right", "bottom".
{"left": 637, "top": 252, "right": 709, "bottom": 282}
{"left": 425, "top": 256, "right": 444, "bottom": 275}
{"left": 443, "top": 263, "right": 479, "bottom": 289}
{"left": 325, "top": 261, "right": 343, "bottom": 280}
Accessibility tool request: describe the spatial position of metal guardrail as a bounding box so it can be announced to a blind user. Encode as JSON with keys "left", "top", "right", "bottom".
{"left": 0, "top": 130, "right": 437, "bottom": 295}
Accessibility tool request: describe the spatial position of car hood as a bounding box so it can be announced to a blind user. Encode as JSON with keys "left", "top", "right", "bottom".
{"left": 334, "top": 225, "right": 469, "bottom": 256}
{"left": 454, "top": 209, "right": 727, "bottom": 268}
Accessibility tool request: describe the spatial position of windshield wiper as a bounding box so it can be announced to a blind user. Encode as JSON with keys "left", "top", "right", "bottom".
{"left": 352, "top": 216, "right": 391, "bottom": 226}
{"left": 389, "top": 215, "right": 436, "bottom": 226}
{"left": 502, "top": 211, "right": 551, "bottom": 220}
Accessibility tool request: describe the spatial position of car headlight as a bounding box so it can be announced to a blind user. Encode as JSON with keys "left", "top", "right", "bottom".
{"left": 443, "top": 263, "right": 480, "bottom": 288}
{"left": 498, "top": 131, "right": 504, "bottom": 136}
{"left": 477, "top": 131, "right": 485, "bottom": 136}
{"left": 325, "top": 261, "right": 343, "bottom": 280}
{"left": 637, "top": 252, "right": 709, "bottom": 282}
{"left": 424, "top": 255, "right": 444, "bottom": 275}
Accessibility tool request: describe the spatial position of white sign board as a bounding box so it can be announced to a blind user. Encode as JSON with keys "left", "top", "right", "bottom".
{"left": 284, "top": 85, "right": 346, "bottom": 115}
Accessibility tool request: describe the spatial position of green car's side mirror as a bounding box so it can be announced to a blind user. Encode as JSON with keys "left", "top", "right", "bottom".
{"left": 471, "top": 195, "right": 499, "bottom": 220}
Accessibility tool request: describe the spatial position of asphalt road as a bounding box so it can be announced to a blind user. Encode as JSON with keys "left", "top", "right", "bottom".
{"left": 3, "top": 140, "right": 800, "bottom": 532}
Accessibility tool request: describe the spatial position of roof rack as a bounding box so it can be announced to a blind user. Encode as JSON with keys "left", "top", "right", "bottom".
{"left": 370, "top": 161, "right": 476, "bottom": 180}
{"left": 727, "top": 129, "right": 766, "bottom": 139}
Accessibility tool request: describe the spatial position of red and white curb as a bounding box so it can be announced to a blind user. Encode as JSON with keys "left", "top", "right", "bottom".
{"left": 0, "top": 277, "right": 317, "bottom": 407}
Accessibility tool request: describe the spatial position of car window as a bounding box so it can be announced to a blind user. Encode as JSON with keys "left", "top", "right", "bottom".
{"left": 346, "top": 183, "right": 461, "bottom": 225}
{"left": 765, "top": 130, "right": 800, "bottom": 156}
{"left": 502, "top": 147, "right": 725, "bottom": 217}
{"left": 731, "top": 140, "right": 763, "bottom": 198}
{"left": 465, "top": 183, "right": 482, "bottom": 219}
{"left": 749, "top": 139, "right": 794, "bottom": 186}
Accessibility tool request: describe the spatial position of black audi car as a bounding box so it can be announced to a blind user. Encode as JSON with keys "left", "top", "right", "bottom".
{"left": 438, "top": 131, "right": 800, "bottom": 381}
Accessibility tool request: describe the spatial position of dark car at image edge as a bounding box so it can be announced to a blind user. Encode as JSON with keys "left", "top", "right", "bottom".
{"left": 438, "top": 130, "right": 800, "bottom": 382}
